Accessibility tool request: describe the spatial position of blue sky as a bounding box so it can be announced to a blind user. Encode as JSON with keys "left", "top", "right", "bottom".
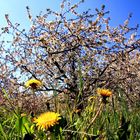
{"left": 0, "top": 0, "right": 139, "bottom": 30}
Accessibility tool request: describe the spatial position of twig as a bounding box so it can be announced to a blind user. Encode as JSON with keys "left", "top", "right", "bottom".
{"left": 86, "top": 102, "right": 104, "bottom": 132}
{"left": 62, "top": 129, "right": 97, "bottom": 137}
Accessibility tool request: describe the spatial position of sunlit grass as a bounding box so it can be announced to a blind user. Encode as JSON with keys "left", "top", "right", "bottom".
{"left": 0, "top": 87, "right": 140, "bottom": 140}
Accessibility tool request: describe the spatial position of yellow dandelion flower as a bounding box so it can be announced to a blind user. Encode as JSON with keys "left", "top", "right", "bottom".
{"left": 34, "top": 112, "right": 61, "bottom": 130}
{"left": 25, "top": 79, "right": 42, "bottom": 89}
{"left": 97, "top": 88, "right": 112, "bottom": 97}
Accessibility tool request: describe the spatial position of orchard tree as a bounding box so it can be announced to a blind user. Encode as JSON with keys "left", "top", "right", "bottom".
{"left": 0, "top": 0, "right": 140, "bottom": 112}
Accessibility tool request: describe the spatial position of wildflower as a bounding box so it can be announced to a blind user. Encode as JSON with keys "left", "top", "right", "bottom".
{"left": 25, "top": 79, "right": 42, "bottom": 89}
{"left": 88, "top": 96, "right": 96, "bottom": 102}
{"left": 21, "top": 113, "right": 26, "bottom": 117}
{"left": 74, "top": 109, "right": 81, "bottom": 114}
{"left": 34, "top": 112, "right": 61, "bottom": 130}
{"left": 97, "top": 88, "right": 112, "bottom": 97}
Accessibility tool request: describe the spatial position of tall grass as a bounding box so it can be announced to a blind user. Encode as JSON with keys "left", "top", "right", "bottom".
{"left": 0, "top": 86, "right": 140, "bottom": 140}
